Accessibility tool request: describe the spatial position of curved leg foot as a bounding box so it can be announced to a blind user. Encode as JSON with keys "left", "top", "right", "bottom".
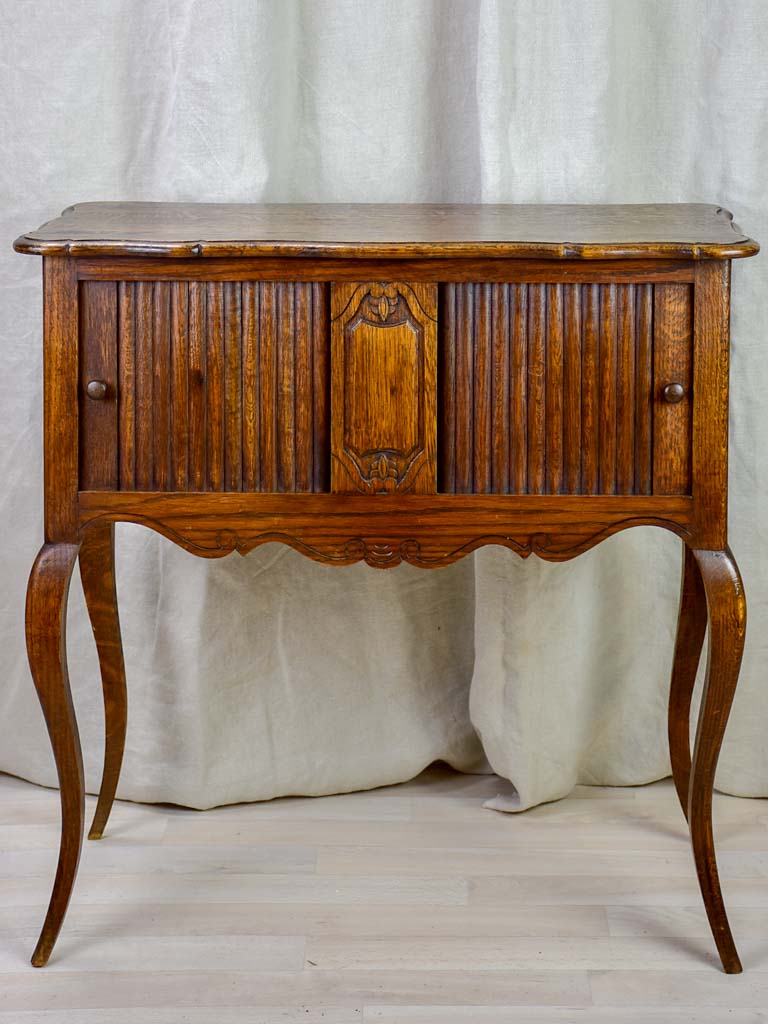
{"left": 80, "top": 523, "right": 127, "bottom": 840}
{"left": 26, "top": 542, "right": 83, "bottom": 967}
{"left": 668, "top": 543, "right": 707, "bottom": 819}
{"left": 689, "top": 547, "right": 746, "bottom": 974}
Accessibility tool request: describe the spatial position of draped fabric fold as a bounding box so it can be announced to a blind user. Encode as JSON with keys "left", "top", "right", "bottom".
{"left": 2, "top": 0, "right": 767, "bottom": 811}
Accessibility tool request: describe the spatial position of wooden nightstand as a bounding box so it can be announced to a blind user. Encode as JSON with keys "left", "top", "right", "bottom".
{"left": 15, "top": 202, "right": 758, "bottom": 971}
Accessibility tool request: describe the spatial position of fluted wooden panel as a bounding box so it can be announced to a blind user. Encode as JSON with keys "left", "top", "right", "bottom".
{"left": 87, "top": 281, "right": 329, "bottom": 493}
{"left": 439, "top": 282, "right": 687, "bottom": 495}
{"left": 82, "top": 278, "right": 691, "bottom": 498}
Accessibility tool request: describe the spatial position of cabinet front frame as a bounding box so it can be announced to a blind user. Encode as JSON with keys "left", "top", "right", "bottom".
{"left": 42, "top": 255, "right": 726, "bottom": 565}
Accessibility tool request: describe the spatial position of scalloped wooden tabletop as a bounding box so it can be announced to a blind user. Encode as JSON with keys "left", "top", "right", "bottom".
{"left": 14, "top": 202, "right": 758, "bottom": 260}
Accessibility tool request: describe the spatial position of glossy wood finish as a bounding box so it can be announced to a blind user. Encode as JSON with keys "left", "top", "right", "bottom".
{"left": 16, "top": 203, "right": 758, "bottom": 972}
{"left": 331, "top": 282, "right": 437, "bottom": 493}
{"left": 668, "top": 544, "right": 708, "bottom": 819}
{"left": 81, "top": 275, "right": 693, "bottom": 501}
{"left": 25, "top": 542, "right": 82, "bottom": 967}
{"left": 15, "top": 202, "right": 758, "bottom": 260}
{"left": 692, "top": 261, "right": 732, "bottom": 550}
{"left": 78, "top": 492, "right": 693, "bottom": 567}
{"left": 688, "top": 547, "right": 747, "bottom": 974}
{"left": 653, "top": 285, "right": 693, "bottom": 495}
{"left": 76, "top": 254, "right": 697, "bottom": 284}
{"left": 439, "top": 282, "right": 680, "bottom": 495}
{"left": 81, "top": 280, "right": 329, "bottom": 493}
{"left": 79, "top": 523, "right": 127, "bottom": 841}
{"left": 79, "top": 282, "right": 118, "bottom": 489}
{"left": 43, "top": 259, "right": 79, "bottom": 541}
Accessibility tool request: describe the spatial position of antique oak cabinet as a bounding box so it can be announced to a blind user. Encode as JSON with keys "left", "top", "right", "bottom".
{"left": 14, "top": 203, "right": 758, "bottom": 971}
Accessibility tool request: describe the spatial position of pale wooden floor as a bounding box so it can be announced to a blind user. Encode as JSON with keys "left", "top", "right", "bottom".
{"left": 1, "top": 766, "right": 768, "bottom": 1023}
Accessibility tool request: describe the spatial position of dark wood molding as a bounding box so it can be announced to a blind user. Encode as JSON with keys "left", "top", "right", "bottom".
{"left": 78, "top": 492, "right": 694, "bottom": 568}
{"left": 73, "top": 256, "right": 697, "bottom": 284}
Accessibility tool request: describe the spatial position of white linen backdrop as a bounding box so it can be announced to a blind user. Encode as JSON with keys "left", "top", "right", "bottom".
{"left": 1, "top": 0, "right": 767, "bottom": 812}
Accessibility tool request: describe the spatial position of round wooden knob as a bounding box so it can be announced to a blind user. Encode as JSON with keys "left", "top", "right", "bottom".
{"left": 662, "top": 382, "right": 685, "bottom": 404}
{"left": 85, "top": 379, "right": 108, "bottom": 401}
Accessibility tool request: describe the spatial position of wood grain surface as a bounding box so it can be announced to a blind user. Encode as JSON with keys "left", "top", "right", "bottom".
{"left": 439, "top": 282, "right": 673, "bottom": 495}
{"left": 77, "top": 492, "right": 693, "bottom": 568}
{"left": 688, "top": 547, "right": 748, "bottom": 974}
{"left": 80, "top": 280, "right": 330, "bottom": 493}
{"left": 668, "top": 544, "right": 708, "bottom": 820}
{"left": 25, "top": 542, "right": 83, "bottom": 967}
{"left": 80, "top": 276, "right": 694, "bottom": 500}
{"left": 15, "top": 202, "right": 758, "bottom": 259}
{"left": 78, "top": 523, "right": 127, "bottom": 842}
{"left": 331, "top": 282, "right": 437, "bottom": 494}
{"left": 653, "top": 284, "right": 693, "bottom": 494}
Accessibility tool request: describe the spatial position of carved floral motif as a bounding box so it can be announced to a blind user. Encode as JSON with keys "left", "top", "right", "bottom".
{"left": 82, "top": 514, "right": 690, "bottom": 569}
{"left": 364, "top": 283, "right": 401, "bottom": 323}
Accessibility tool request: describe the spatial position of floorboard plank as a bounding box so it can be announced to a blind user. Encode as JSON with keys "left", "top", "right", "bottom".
{"left": 1, "top": 768, "right": 766, "bottom": 1014}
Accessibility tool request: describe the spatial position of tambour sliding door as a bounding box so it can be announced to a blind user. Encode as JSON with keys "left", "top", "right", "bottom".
{"left": 78, "top": 275, "right": 692, "bottom": 500}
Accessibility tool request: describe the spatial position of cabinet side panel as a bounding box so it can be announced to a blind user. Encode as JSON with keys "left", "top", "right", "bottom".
{"left": 45, "top": 257, "right": 79, "bottom": 539}
{"left": 691, "top": 261, "right": 731, "bottom": 547}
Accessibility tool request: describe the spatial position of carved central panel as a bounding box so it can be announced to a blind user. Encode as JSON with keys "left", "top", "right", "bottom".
{"left": 331, "top": 282, "right": 437, "bottom": 494}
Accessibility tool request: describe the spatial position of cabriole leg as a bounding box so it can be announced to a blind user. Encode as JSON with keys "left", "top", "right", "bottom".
{"left": 79, "top": 523, "right": 127, "bottom": 840}
{"left": 668, "top": 542, "right": 708, "bottom": 819}
{"left": 688, "top": 547, "right": 746, "bottom": 974}
{"left": 25, "top": 542, "right": 82, "bottom": 967}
